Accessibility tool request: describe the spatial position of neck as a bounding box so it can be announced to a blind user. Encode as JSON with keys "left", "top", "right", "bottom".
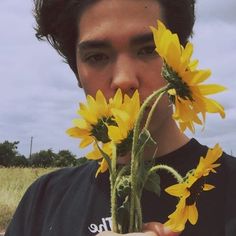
{"left": 149, "top": 119, "right": 189, "bottom": 158}
{"left": 117, "top": 117, "right": 189, "bottom": 164}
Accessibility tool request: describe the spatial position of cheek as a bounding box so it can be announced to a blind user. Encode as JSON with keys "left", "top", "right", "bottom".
{"left": 77, "top": 68, "right": 96, "bottom": 95}
{"left": 140, "top": 60, "right": 166, "bottom": 93}
{"left": 152, "top": 60, "right": 165, "bottom": 84}
{"left": 144, "top": 59, "right": 164, "bottom": 81}
{"left": 153, "top": 94, "right": 173, "bottom": 120}
{"left": 77, "top": 62, "right": 111, "bottom": 96}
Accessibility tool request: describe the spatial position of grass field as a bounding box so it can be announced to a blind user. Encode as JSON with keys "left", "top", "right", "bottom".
{"left": 0, "top": 167, "right": 57, "bottom": 232}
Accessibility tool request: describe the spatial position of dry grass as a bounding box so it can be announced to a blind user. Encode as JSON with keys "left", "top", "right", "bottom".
{"left": 0, "top": 167, "right": 57, "bottom": 232}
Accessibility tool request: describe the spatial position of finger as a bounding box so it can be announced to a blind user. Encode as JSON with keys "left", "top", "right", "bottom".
{"left": 96, "top": 232, "right": 119, "bottom": 236}
{"left": 125, "top": 232, "right": 157, "bottom": 236}
{"left": 142, "top": 231, "right": 159, "bottom": 236}
{"left": 96, "top": 231, "right": 157, "bottom": 236}
{"left": 143, "top": 222, "right": 180, "bottom": 236}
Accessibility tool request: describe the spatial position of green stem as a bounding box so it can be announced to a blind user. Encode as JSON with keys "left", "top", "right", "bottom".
{"left": 132, "top": 86, "right": 168, "bottom": 152}
{"left": 129, "top": 85, "right": 168, "bottom": 232}
{"left": 113, "top": 165, "right": 130, "bottom": 233}
{"left": 135, "top": 194, "right": 142, "bottom": 231}
{"left": 110, "top": 142, "right": 118, "bottom": 232}
{"left": 149, "top": 164, "right": 183, "bottom": 183}
{"left": 114, "top": 165, "right": 130, "bottom": 189}
{"left": 144, "top": 91, "right": 165, "bottom": 130}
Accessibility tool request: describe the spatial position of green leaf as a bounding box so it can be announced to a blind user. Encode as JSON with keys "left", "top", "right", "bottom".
{"left": 139, "top": 129, "right": 156, "bottom": 146}
{"left": 117, "top": 196, "right": 130, "bottom": 233}
{"left": 134, "top": 129, "right": 156, "bottom": 158}
{"left": 116, "top": 175, "right": 131, "bottom": 198}
{"left": 144, "top": 171, "right": 161, "bottom": 196}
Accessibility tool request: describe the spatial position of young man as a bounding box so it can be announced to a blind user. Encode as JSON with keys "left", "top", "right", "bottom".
{"left": 5, "top": 0, "right": 236, "bottom": 235}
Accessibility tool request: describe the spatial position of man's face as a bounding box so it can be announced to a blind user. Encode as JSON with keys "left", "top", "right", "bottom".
{"left": 76, "top": 0, "right": 173, "bottom": 135}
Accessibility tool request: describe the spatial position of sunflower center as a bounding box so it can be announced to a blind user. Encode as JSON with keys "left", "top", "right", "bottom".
{"left": 186, "top": 176, "right": 205, "bottom": 205}
{"left": 91, "top": 117, "right": 117, "bottom": 143}
{"left": 162, "top": 62, "right": 193, "bottom": 103}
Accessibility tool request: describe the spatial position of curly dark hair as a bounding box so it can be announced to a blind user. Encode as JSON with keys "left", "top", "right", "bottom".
{"left": 34, "top": 0, "right": 196, "bottom": 76}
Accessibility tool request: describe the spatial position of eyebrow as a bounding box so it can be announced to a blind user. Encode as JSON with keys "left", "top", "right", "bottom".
{"left": 130, "top": 32, "right": 154, "bottom": 45}
{"left": 77, "top": 32, "right": 154, "bottom": 52}
{"left": 77, "top": 40, "right": 111, "bottom": 52}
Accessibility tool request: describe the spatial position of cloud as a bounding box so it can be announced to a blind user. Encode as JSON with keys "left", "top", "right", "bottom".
{"left": 195, "top": 0, "right": 236, "bottom": 24}
{"left": 0, "top": 1, "right": 235, "bottom": 158}
{"left": 189, "top": 0, "right": 236, "bottom": 156}
{"left": 0, "top": 1, "right": 86, "bottom": 157}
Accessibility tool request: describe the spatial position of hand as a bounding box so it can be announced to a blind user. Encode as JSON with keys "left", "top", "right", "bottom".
{"left": 96, "top": 232, "right": 156, "bottom": 236}
{"left": 143, "top": 222, "right": 180, "bottom": 236}
{"left": 96, "top": 222, "right": 181, "bottom": 236}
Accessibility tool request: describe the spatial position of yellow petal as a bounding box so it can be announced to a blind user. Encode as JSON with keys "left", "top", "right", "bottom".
{"left": 204, "top": 98, "right": 225, "bottom": 118}
{"left": 87, "top": 95, "right": 97, "bottom": 110}
{"left": 165, "top": 183, "right": 189, "bottom": 197}
{"left": 96, "top": 90, "right": 107, "bottom": 105}
{"left": 95, "top": 159, "right": 109, "bottom": 177}
{"left": 99, "top": 158, "right": 109, "bottom": 173}
{"left": 73, "top": 119, "right": 90, "bottom": 129}
{"left": 131, "top": 90, "right": 140, "bottom": 115}
{"left": 166, "top": 34, "right": 181, "bottom": 71}
{"left": 112, "top": 89, "right": 123, "bottom": 108}
{"left": 79, "top": 108, "right": 98, "bottom": 124}
{"left": 161, "top": 30, "right": 172, "bottom": 59}
{"left": 66, "top": 127, "right": 80, "bottom": 137}
{"left": 206, "top": 143, "right": 223, "bottom": 163}
{"left": 198, "top": 84, "right": 227, "bottom": 95}
{"left": 150, "top": 26, "right": 159, "bottom": 50}
{"left": 180, "top": 42, "right": 193, "bottom": 70}
{"left": 203, "top": 184, "right": 215, "bottom": 191}
{"left": 80, "top": 136, "right": 94, "bottom": 148}
{"left": 111, "top": 108, "right": 130, "bottom": 122}
{"left": 66, "top": 127, "right": 90, "bottom": 138}
{"left": 188, "top": 204, "right": 198, "bottom": 225}
{"left": 96, "top": 90, "right": 109, "bottom": 115}
{"left": 191, "top": 70, "right": 211, "bottom": 85}
{"left": 108, "top": 126, "right": 123, "bottom": 143}
{"left": 189, "top": 59, "right": 199, "bottom": 71}
{"left": 179, "top": 122, "right": 188, "bottom": 132}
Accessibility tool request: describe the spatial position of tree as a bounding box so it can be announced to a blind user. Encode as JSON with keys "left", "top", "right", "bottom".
{"left": 54, "top": 150, "right": 77, "bottom": 167}
{"left": 0, "top": 141, "right": 19, "bottom": 167}
{"left": 12, "top": 155, "right": 29, "bottom": 167}
{"left": 76, "top": 157, "right": 89, "bottom": 166}
{"left": 29, "top": 149, "right": 55, "bottom": 167}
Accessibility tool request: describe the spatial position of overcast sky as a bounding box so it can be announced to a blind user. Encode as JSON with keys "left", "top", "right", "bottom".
{"left": 0, "top": 0, "right": 235, "bottom": 158}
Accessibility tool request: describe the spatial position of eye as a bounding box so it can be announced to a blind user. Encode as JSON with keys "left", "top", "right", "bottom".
{"left": 138, "top": 45, "right": 157, "bottom": 58}
{"left": 84, "top": 53, "right": 109, "bottom": 66}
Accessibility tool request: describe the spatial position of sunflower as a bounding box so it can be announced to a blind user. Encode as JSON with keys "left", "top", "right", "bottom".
{"left": 67, "top": 89, "right": 141, "bottom": 175}
{"left": 108, "top": 90, "right": 140, "bottom": 156}
{"left": 66, "top": 90, "right": 117, "bottom": 148}
{"left": 91, "top": 91, "right": 140, "bottom": 174}
{"left": 108, "top": 91, "right": 140, "bottom": 141}
{"left": 164, "top": 144, "right": 222, "bottom": 232}
{"left": 151, "top": 20, "right": 226, "bottom": 132}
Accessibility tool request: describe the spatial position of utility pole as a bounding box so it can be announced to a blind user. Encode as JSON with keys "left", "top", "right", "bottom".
{"left": 29, "top": 136, "right": 33, "bottom": 158}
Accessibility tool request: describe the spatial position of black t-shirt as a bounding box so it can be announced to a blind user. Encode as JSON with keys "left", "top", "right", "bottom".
{"left": 5, "top": 139, "right": 236, "bottom": 236}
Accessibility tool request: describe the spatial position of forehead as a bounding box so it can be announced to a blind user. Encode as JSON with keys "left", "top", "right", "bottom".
{"left": 78, "top": 0, "right": 163, "bottom": 44}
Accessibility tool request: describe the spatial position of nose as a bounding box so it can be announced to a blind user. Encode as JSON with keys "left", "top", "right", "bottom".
{"left": 111, "top": 54, "right": 139, "bottom": 94}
